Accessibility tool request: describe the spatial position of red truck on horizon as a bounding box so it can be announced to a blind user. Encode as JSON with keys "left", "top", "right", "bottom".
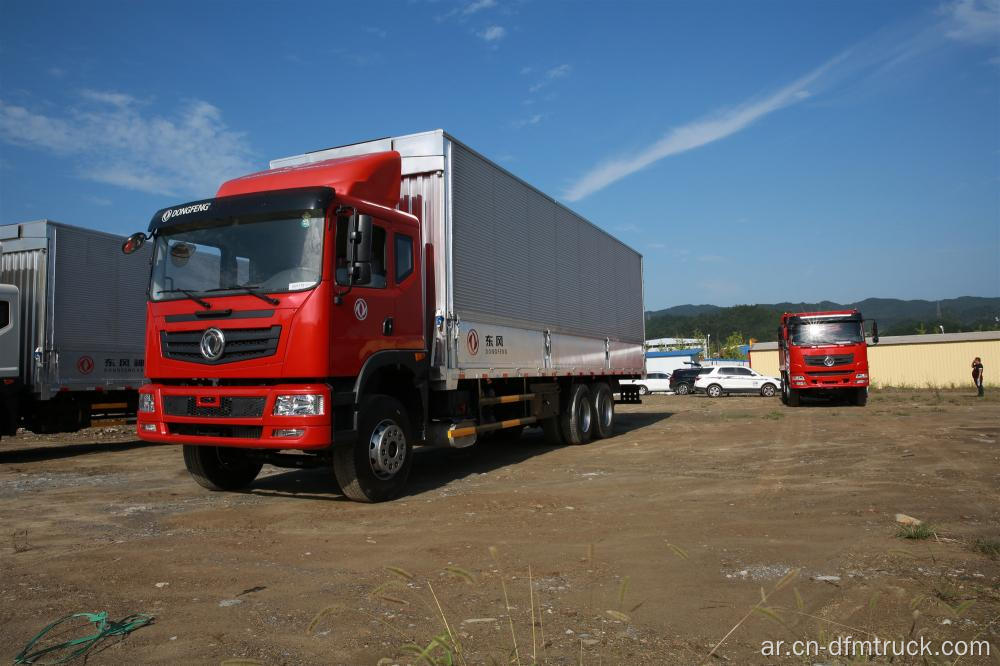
{"left": 122, "top": 130, "right": 645, "bottom": 502}
{"left": 777, "top": 309, "right": 878, "bottom": 406}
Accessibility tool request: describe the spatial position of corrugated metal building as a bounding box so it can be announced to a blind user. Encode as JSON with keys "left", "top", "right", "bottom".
{"left": 749, "top": 331, "right": 1000, "bottom": 388}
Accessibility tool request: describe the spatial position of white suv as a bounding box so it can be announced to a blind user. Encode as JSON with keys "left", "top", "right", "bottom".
{"left": 694, "top": 366, "right": 780, "bottom": 398}
{"left": 620, "top": 372, "right": 672, "bottom": 395}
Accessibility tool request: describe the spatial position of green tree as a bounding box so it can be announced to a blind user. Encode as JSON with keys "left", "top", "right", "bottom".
{"left": 721, "top": 331, "right": 746, "bottom": 359}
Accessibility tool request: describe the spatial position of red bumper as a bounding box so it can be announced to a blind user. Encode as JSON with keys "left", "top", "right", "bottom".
{"left": 136, "top": 384, "right": 332, "bottom": 450}
{"left": 789, "top": 370, "right": 869, "bottom": 390}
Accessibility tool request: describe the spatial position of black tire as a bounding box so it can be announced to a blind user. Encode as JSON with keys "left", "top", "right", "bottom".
{"left": 675, "top": 383, "right": 690, "bottom": 396}
{"left": 183, "top": 445, "right": 263, "bottom": 491}
{"left": 780, "top": 379, "right": 789, "bottom": 405}
{"left": 706, "top": 383, "right": 723, "bottom": 398}
{"left": 334, "top": 394, "right": 413, "bottom": 502}
{"left": 787, "top": 387, "right": 801, "bottom": 407}
{"left": 852, "top": 388, "right": 868, "bottom": 406}
{"left": 560, "top": 383, "right": 593, "bottom": 445}
{"left": 590, "top": 383, "right": 614, "bottom": 440}
{"left": 760, "top": 383, "right": 777, "bottom": 398}
{"left": 637, "top": 385, "right": 649, "bottom": 396}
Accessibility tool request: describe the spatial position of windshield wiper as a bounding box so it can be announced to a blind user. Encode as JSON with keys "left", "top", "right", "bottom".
{"left": 157, "top": 288, "right": 211, "bottom": 309}
{"left": 203, "top": 284, "right": 280, "bottom": 305}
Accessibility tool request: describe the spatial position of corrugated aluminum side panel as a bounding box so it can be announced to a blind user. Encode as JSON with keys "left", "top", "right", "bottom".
{"left": 49, "top": 223, "right": 150, "bottom": 390}
{"left": 449, "top": 141, "right": 644, "bottom": 344}
{"left": 0, "top": 237, "right": 47, "bottom": 387}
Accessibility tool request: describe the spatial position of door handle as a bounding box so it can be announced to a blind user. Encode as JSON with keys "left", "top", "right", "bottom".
{"left": 383, "top": 316, "right": 394, "bottom": 336}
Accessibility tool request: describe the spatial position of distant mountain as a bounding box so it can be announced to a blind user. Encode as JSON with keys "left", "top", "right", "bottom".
{"left": 645, "top": 297, "right": 1000, "bottom": 346}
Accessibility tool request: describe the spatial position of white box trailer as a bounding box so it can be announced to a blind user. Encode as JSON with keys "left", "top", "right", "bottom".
{"left": 0, "top": 220, "right": 151, "bottom": 437}
{"left": 271, "top": 130, "right": 646, "bottom": 388}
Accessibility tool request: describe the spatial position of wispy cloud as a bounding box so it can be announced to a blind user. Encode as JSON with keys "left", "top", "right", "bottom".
{"left": 562, "top": 54, "right": 842, "bottom": 202}
{"left": 0, "top": 91, "right": 255, "bottom": 197}
{"left": 437, "top": 0, "right": 498, "bottom": 22}
{"left": 479, "top": 25, "right": 506, "bottom": 42}
{"left": 512, "top": 113, "right": 544, "bottom": 128}
{"left": 463, "top": 0, "right": 496, "bottom": 15}
{"left": 528, "top": 64, "right": 571, "bottom": 92}
{"left": 563, "top": 2, "right": 999, "bottom": 202}
{"left": 942, "top": 0, "right": 1000, "bottom": 43}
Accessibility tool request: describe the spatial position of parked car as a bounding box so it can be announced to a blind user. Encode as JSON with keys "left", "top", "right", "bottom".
{"left": 694, "top": 366, "right": 781, "bottom": 398}
{"left": 621, "top": 372, "right": 672, "bottom": 395}
{"left": 670, "top": 365, "right": 712, "bottom": 395}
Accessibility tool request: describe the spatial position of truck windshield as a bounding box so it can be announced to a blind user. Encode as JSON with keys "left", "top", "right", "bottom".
{"left": 150, "top": 211, "right": 325, "bottom": 302}
{"left": 789, "top": 321, "right": 864, "bottom": 346}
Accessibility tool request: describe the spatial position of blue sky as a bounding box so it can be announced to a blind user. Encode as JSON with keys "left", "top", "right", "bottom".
{"left": 1, "top": 0, "right": 997, "bottom": 309}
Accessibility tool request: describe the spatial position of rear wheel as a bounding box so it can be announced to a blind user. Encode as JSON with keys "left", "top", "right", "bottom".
{"left": 760, "top": 383, "right": 777, "bottom": 398}
{"left": 675, "top": 383, "right": 690, "bottom": 396}
{"left": 590, "top": 383, "right": 614, "bottom": 439}
{"left": 334, "top": 394, "right": 413, "bottom": 502}
{"left": 637, "top": 385, "right": 649, "bottom": 396}
{"left": 184, "top": 445, "right": 263, "bottom": 491}
{"left": 706, "top": 384, "right": 723, "bottom": 398}
{"left": 560, "top": 383, "right": 593, "bottom": 445}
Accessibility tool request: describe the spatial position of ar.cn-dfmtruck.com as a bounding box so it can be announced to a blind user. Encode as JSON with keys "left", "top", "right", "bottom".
{"left": 760, "top": 636, "right": 991, "bottom": 659}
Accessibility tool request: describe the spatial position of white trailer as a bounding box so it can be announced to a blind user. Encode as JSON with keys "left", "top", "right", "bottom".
{"left": 0, "top": 220, "right": 151, "bottom": 437}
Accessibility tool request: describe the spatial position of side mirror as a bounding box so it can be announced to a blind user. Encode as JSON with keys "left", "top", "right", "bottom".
{"left": 348, "top": 214, "right": 373, "bottom": 284}
{"left": 122, "top": 232, "right": 147, "bottom": 255}
{"left": 871, "top": 321, "right": 879, "bottom": 345}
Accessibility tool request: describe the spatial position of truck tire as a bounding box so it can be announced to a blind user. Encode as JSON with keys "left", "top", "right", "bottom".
{"left": 675, "top": 383, "right": 690, "bottom": 396}
{"left": 560, "top": 383, "right": 593, "bottom": 445}
{"left": 787, "top": 387, "right": 801, "bottom": 407}
{"left": 706, "top": 384, "right": 723, "bottom": 398}
{"left": 334, "top": 394, "right": 413, "bottom": 502}
{"left": 852, "top": 388, "right": 868, "bottom": 406}
{"left": 183, "top": 445, "right": 263, "bottom": 491}
{"left": 590, "top": 383, "right": 614, "bottom": 439}
{"left": 760, "top": 383, "right": 777, "bottom": 398}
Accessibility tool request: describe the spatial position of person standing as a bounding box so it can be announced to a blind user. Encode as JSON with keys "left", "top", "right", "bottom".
{"left": 972, "top": 357, "right": 984, "bottom": 397}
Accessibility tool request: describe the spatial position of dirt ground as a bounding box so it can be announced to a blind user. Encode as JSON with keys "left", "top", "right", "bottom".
{"left": 1, "top": 389, "right": 998, "bottom": 665}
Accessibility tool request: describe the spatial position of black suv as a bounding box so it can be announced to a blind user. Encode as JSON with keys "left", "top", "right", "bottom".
{"left": 669, "top": 365, "right": 711, "bottom": 395}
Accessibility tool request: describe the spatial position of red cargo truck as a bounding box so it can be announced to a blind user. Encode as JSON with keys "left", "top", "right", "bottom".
{"left": 122, "top": 131, "right": 645, "bottom": 502}
{"left": 777, "top": 310, "right": 878, "bottom": 406}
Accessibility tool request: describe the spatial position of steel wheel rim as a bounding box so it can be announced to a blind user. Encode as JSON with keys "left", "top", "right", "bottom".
{"left": 598, "top": 392, "right": 613, "bottom": 428}
{"left": 709, "top": 385, "right": 721, "bottom": 397}
{"left": 369, "top": 419, "right": 406, "bottom": 480}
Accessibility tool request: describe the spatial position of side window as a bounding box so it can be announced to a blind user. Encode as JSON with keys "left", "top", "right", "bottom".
{"left": 394, "top": 233, "right": 414, "bottom": 283}
{"left": 335, "top": 218, "right": 387, "bottom": 288}
{"left": 733, "top": 368, "right": 753, "bottom": 376}
{"left": 720, "top": 367, "right": 739, "bottom": 374}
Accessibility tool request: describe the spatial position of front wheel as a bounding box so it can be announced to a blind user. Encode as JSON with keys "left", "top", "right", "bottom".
{"left": 760, "top": 383, "right": 777, "bottom": 398}
{"left": 787, "top": 386, "right": 801, "bottom": 407}
{"left": 706, "top": 384, "right": 723, "bottom": 398}
{"left": 852, "top": 387, "right": 868, "bottom": 406}
{"left": 184, "top": 445, "right": 263, "bottom": 491}
{"left": 334, "top": 394, "right": 413, "bottom": 502}
{"left": 675, "top": 383, "right": 690, "bottom": 396}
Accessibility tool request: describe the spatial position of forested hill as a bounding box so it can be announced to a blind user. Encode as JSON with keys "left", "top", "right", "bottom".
{"left": 644, "top": 297, "right": 1000, "bottom": 343}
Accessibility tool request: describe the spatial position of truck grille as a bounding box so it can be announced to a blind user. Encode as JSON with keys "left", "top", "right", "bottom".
{"left": 804, "top": 353, "right": 854, "bottom": 367}
{"left": 161, "top": 326, "right": 281, "bottom": 365}
{"left": 167, "top": 423, "right": 263, "bottom": 439}
{"left": 162, "top": 396, "right": 266, "bottom": 418}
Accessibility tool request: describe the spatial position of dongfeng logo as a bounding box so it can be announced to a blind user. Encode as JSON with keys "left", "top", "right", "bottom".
{"left": 467, "top": 329, "right": 479, "bottom": 355}
{"left": 162, "top": 202, "right": 211, "bottom": 223}
{"left": 823, "top": 356, "right": 835, "bottom": 367}
{"left": 200, "top": 328, "right": 226, "bottom": 361}
{"left": 353, "top": 298, "right": 368, "bottom": 321}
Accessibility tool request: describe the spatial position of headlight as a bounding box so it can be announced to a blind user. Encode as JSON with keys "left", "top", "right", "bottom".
{"left": 273, "top": 394, "right": 324, "bottom": 416}
{"left": 792, "top": 375, "right": 805, "bottom": 382}
{"left": 855, "top": 373, "right": 867, "bottom": 379}
{"left": 139, "top": 393, "right": 155, "bottom": 413}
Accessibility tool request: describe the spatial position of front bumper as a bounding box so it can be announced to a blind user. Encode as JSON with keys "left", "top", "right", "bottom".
{"left": 136, "top": 383, "right": 333, "bottom": 449}
{"left": 789, "top": 371, "right": 869, "bottom": 390}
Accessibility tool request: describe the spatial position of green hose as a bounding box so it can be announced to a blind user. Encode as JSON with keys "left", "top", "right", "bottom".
{"left": 13, "top": 611, "right": 154, "bottom": 664}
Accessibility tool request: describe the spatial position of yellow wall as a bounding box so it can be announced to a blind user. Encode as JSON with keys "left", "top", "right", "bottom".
{"left": 750, "top": 338, "right": 1000, "bottom": 388}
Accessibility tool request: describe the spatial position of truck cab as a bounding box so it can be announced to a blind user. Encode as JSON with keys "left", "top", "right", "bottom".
{"left": 777, "top": 310, "right": 877, "bottom": 406}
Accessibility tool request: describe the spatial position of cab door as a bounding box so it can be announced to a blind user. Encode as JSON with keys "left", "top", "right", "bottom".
{"left": 332, "top": 216, "right": 395, "bottom": 376}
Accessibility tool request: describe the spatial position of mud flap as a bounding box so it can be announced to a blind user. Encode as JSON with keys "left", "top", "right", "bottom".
{"left": 616, "top": 385, "right": 642, "bottom": 405}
